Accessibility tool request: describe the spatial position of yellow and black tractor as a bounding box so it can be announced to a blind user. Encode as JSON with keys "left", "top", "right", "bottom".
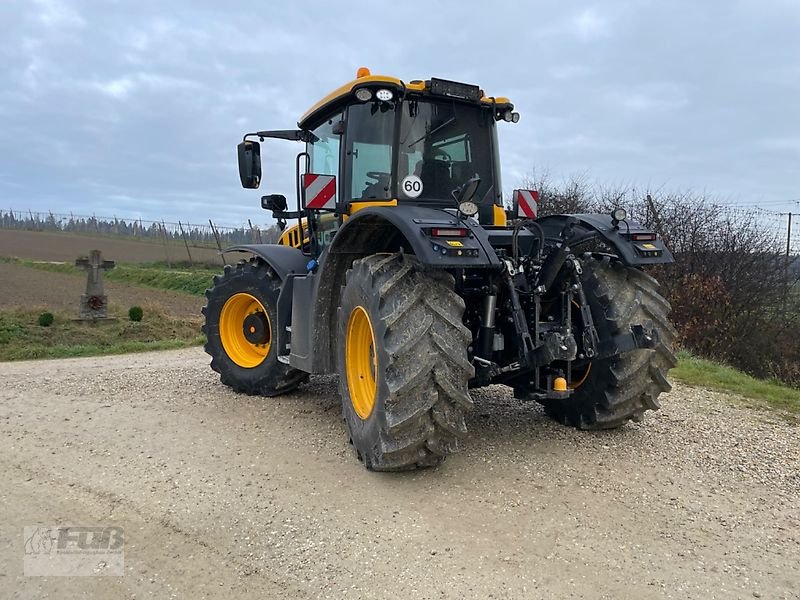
{"left": 203, "top": 68, "right": 676, "bottom": 470}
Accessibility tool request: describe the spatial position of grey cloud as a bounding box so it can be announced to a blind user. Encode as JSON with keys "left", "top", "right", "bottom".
{"left": 0, "top": 0, "right": 798, "bottom": 226}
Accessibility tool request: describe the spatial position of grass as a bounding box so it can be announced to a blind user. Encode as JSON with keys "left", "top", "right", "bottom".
{"left": 672, "top": 350, "right": 800, "bottom": 419}
{"left": 0, "top": 257, "right": 218, "bottom": 296}
{"left": 0, "top": 305, "right": 204, "bottom": 361}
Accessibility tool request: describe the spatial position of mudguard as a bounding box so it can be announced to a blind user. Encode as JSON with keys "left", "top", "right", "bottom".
{"left": 537, "top": 214, "right": 674, "bottom": 265}
{"left": 328, "top": 206, "right": 503, "bottom": 269}
{"left": 222, "top": 244, "right": 310, "bottom": 279}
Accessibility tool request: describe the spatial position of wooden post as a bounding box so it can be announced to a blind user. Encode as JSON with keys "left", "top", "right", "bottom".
{"left": 248, "top": 219, "right": 263, "bottom": 244}
{"left": 160, "top": 220, "right": 172, "bottom": 268}
{"left": 209, "top": 219, "right": 227, "bottom": 266}
{"left": 178, "top": 221, "right": 193, "bottom": 266}
{"left": 785, "top": 212, "right": 793, "bottom": 313}
{"left": 646, "top": 194, "right": 664, "bottom": 234}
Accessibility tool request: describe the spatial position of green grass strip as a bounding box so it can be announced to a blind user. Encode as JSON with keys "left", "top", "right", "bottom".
{"left": 673, "top": 350, "right": 800, "bottom": 417}
{"left": 1, "top": 257, "right": 217, "bottom": 296}
{"left": 4, "top": 337, "right": 205, "bottom": 361}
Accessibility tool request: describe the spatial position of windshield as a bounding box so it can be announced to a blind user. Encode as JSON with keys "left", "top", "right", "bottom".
{"left": 344, "top": 98, "right": 499, "bottom": 209}
{"left": 398, "top": 99, "right": 496, "bottom": 205}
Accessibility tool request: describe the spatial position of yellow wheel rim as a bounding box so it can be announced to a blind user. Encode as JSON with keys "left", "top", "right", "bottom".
{"left": 220, "top": 292, "right": 271, "bottom": 368}
{"left": 345, "top": 306, "right": 378, "bottom": 420}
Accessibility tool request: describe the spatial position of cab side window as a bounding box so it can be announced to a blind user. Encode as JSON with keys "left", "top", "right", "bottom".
{"left": 346, "top": 103, "right": 395, "bottom": 200}
{"left": 307, "top": 115, "right": 342, "bottom": 252}
{"left": 308, "top": 115, "right": 341, "bottom": 177}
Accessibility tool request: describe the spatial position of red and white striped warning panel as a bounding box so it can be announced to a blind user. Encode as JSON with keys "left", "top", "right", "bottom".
{"left": 303, "top": 174, "right": 336, "bottom": 210}
{"left": 513, "top": 189, "right": 539, "bottom": 219}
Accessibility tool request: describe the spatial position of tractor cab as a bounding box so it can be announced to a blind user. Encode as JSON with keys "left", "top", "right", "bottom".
{"left": 238, "top": 68, "right": 519, "bottom": 255}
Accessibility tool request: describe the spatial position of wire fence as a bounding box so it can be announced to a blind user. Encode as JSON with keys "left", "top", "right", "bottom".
{"left": 710, "top": 205, "right": 799, "bottom": 256}
{"left": 0, "top": 209, "right": 281, "bottom": 266}
{"left": 751, "top": 207, "right": 800, "bottom": 257}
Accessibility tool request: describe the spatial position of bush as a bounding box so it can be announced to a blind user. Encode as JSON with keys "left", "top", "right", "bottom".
{"left": 37, "top": 312, "right": 54, "bottom": 327}
{"left": 128, "top": 306, "right": 144, "bottom": 322}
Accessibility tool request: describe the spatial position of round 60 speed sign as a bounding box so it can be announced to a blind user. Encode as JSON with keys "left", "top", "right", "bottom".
{"left": 401, "top": 175, "right": 423, "bottom": 199}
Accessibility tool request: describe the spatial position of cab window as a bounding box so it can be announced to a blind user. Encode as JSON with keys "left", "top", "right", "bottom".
{"left": 345, "top": 103, "right": 395, "bottom": 200}
{"left": 307, "top": 114, "right": 342, "bottom": 253}
{"left": 398, "top": 100, "right": 494, "bottom": 204}
{"left": 308, "top": 115, "right": 341, "bottom": 177}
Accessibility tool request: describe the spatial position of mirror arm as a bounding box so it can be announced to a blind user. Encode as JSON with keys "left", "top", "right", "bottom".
{"left": 272, "top": 210, "right": 304, "bottom": 220}
{"left": 243, "top": 130, "right": 317, "bottom": 143}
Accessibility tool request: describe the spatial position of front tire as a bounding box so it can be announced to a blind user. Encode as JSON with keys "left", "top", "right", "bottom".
{"left": 202, "top": 259, "right": 307, "bottom": 396}
{"left": 337, "top": 253, "right": 474, "bottom": 470}
{"left": 542, "top": 255, "right": 677, "bottom": 429}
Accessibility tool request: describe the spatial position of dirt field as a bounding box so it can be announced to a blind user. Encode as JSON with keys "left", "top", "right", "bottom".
{"left": 1, "top": 348, "right": 797, "bottom": 599}
{"left": 0, "top": 262, "right": 203, "bottom": 319}
{"left": 0, "top": 229, "right": 224, "bottom": 265}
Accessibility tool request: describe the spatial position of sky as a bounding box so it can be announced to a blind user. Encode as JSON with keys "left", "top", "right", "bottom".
{"left": 1, "top": 0, "right": 798, "bottom": 227}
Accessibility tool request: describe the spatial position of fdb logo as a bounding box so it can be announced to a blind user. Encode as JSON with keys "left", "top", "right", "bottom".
{"left": 24, "top": 526, "right": 125, "bottom": 576}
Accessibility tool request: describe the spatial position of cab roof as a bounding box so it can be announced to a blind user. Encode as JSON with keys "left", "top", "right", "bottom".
{"left": 298, "top": 68, "right": 513, "bottom": 129}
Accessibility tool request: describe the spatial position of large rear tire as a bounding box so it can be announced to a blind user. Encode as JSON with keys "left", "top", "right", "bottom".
{"left": 542, "top": 255, "right": 677, "bottom": 429}
{"left": 337, "top": 253, "right": 474, "bottom": 470}
{"left": 202, "top": 259, "right": 308, "bottom": 396}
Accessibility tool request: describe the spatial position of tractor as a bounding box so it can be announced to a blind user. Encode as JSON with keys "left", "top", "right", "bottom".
{"left": 202, "top": 68, "right": 676, "bottom": 470}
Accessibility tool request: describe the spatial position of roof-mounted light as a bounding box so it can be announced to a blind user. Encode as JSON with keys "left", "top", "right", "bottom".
{"left": 375, "top": 89, "right": 393, "bottom": 102}
{"left": 356, "top": 67, "right": 371, "bottom": 78}
{"left": 429, "top": 77, "right": 482, "bottom": 102}
{"left": 354, "top": 88, "right": 373, "bottom": 102}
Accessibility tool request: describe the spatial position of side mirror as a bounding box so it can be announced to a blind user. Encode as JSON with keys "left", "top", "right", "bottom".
{"left": 237, "top": 140, "right": 262, "bottom": 189}
{"left": 455, "top": 175, "right": 481, "bottom": 204}
{"left": 261, "top": 194, "right": 288, "bottom": 212}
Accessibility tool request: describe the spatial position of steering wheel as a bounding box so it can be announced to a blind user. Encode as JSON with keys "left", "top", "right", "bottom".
{"left": 433, "top": 147, "right": 451, "bottom": 163}
{"left": 366, "top": 171, "right": 390, "bottom": 182}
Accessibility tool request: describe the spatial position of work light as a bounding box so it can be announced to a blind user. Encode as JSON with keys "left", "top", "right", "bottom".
{"left": 354, "top": 88, "right": 372, "bottom": 102}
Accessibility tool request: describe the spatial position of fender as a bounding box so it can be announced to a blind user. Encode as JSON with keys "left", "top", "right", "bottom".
{"left": 328, "top": 206, "right": 502, "bottom": 268}
{"left": 537, "top": 214, "right": 674, "bottom": 265}
{"left": 222, "top": 244, "right": 310, "bottom": 279}
{"left": 292, "top": 206, "right": 503, "bottom": 374}
{"left": 221, "top": 244, "right": 310, "bottom": 357}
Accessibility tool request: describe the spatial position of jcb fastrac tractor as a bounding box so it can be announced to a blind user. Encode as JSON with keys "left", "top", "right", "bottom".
{"left": 203, "top": 68, "right": 676, "bottom": 470}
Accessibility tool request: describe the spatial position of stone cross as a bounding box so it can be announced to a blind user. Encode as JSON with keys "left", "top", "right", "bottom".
{"left": 75, "top": 250, "right": 115, "bottom": 319}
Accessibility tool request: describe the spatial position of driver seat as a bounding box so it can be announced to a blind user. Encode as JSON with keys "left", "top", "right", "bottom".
{"left": 418, "top": 159, "right": 452, "bottom": 198}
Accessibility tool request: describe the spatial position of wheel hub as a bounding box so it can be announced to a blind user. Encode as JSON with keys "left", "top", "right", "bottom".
{"left": 219, "top": 292, "right": 272, "bottom": 368}
{"left": 243, "top": 312, "right": 270, "bottom": 345}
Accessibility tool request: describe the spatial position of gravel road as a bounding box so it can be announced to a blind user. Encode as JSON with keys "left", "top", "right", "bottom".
{"left": 1, "top": 348, "right": 798, "bottom": 599}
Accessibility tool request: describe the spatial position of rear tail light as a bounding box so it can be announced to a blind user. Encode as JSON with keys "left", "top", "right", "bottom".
{"left": 431, "top": 227, "right": 468, "bottom": 237}
{"left": 631, "top": 233, "right": 657, "bottom": 241}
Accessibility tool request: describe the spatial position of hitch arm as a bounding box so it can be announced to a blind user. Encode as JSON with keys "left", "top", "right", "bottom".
{"left": 502, "top": 265, "right": 537, "bottom": 367}
{"left": 595, "top": 324, "right": 659, "bottom": 360}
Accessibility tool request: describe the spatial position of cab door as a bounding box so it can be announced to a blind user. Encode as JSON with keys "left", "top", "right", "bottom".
{"left": 305, "top": 113, "right": 343, "bottom": 255}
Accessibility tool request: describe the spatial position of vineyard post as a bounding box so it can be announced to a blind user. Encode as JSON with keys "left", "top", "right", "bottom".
{"left": 785, "top": 212, "right": 793, "bottom": 313}
{"left": 160, "top": 220, "right": 172, "bottom": 268}
{"left": 248, "top": 218, "right": 263, "bottom": 244}
{"left": 178, "top": 221, "right": 193, "bottom": 265}
{"left": 209, "top": 219, "right": 227, "bottom": 266}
